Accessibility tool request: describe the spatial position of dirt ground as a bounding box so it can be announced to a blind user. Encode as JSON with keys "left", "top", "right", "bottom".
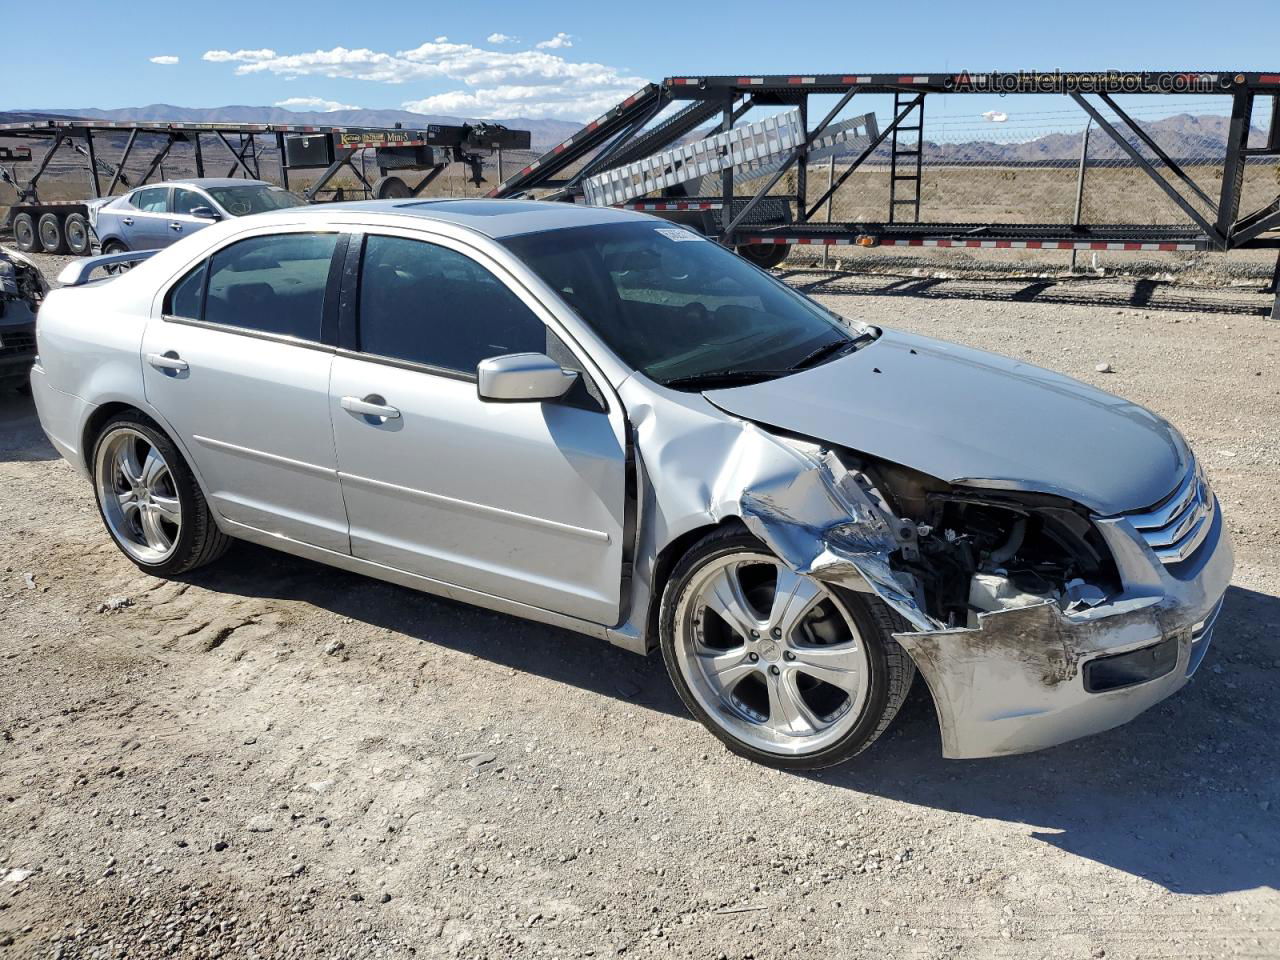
{"left": 1, "top": 255, "right": 1279, "bottom": 960}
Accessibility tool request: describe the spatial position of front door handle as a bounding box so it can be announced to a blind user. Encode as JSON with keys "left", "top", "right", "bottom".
{"left": 146, "top": 351, "right": 189, "bottom": 373}
{"left": 121, "top": 217, "right": 134, "bottom": 225}
{"left": 169, "top": 222, "right": 182, "bottom": 232}
{"left": 341, "top": 395, "right": 401, "bottom": 420}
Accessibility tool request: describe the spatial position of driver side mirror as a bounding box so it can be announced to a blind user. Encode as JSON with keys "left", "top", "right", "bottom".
{"left": 189, "top": 206, "right": 221, "bottom": 221}
{"left": 477, "top": 353, "right": 577, "bottom": 403}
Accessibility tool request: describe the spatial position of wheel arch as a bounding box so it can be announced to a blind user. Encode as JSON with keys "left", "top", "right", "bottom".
{"left": 643, "top": 516, "right": 751, "bottom": 652}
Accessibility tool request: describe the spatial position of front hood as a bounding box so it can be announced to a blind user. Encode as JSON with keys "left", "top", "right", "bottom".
{"left": 704, "top": 329, "right": 1188, "bottom": 516}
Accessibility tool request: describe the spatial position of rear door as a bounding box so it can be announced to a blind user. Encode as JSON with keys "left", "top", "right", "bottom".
{"left": 126, "top": 186, "right": 174, "bottom": 249}
{"left": 141, "top": 228, "right": 351, "bottom": 552}
{"left": 328, "top": 230, "right": 628, "bottom": 624}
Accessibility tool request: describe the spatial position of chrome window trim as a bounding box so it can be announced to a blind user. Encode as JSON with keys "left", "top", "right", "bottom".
{"left": 160, "top": 314, "right": 336, "bottom": 354}
{"left": 334, "top": 346, "right": 474, "bottom": 383}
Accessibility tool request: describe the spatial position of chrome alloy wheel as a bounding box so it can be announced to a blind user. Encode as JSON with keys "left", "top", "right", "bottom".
{"left": 95, "top": 428, "right": 182, "bottom": 564}
{"left": 673, "top": 551, "right": 871, "bottom": 755}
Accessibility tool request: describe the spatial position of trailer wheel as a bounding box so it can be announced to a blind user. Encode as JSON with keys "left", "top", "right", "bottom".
{"left": 373, "top": 176, "right": 411, "bottom": 199}
{"left": 37, "top": 213, "right": 67, "bottom": 254}
{"left": 736, "top": 243, "right": 790, "bottom": 270}
{"left": 13, "top": 213, "right": 38, "bottom": 253}
{"left": 63, "top": 213, "right": 91, "bottom": 255}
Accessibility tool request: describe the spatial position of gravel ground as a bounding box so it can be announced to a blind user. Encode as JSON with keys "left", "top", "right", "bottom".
{"left": 1, "top": 256, "right": 1279, "bottom": 959}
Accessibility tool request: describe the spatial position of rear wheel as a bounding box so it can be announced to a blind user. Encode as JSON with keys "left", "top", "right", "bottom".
{"left": 13, "top": 213, "right": 38, "bottom": 253}
{"left": 660, "top": 527, "right": 914, "bottom": 770}
{"left": 63, "top": 212, "right": 90, "bottom": 255}
{"left": 37, "top": 213, "right": 67, "bottom": 254}
{"left": 736, "top": 243, "right": 790, "bottom": 270}
{"left": 92, "top": 413, "right": 232, "bottom": 576}
{"left": 101, "top": 239, "right": 130, "bottom": 274}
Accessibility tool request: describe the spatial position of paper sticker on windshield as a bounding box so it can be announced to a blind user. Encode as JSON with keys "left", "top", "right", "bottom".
{"left": 654, "top": 227, "right": 705, "bottom": 242}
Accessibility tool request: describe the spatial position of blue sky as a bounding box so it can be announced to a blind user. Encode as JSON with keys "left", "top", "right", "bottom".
{"left": 12, "top": 0, "right": 1280, "bottom": 126}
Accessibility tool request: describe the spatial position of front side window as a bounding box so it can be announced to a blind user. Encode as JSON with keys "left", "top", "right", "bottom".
{"left": 172, "top": 188, "right": 207, "bottom": 216}
{"left": 205, "top": 184, "right": 307, "bottom": 217}
{"left": 358, "top": 235, "right": 546, "bottom": 374}
{"left": 165, "top": 232, "right": 338, "bottom": 341}
{"left": 501, "top": 221, "right": 861, "bottom": 388}
{"left": 132, "top": 187, "right": 169, "bottom": 213}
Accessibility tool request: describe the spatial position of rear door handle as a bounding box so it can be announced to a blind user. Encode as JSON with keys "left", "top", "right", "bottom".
{"left": 341, "top": 395, "right": 401, "bottom": 420}
{"left": 146, "top": 351, "right": 189, "bottom": 373}
{"left": 122, "top": 217, "right": 134, "bottom": 225}
{"left": 169, "top": 222, "right": 182, "bottom": 232}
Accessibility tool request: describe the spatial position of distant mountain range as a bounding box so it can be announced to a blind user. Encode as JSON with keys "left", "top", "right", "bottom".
{"left": 1, "top": 106, "right": 1263, "bottom": 166}
{"left": 5, "top": 105, "right": 581, "bottom": 151}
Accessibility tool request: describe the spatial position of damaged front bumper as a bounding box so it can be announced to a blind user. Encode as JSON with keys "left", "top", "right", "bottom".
{"left": 893, "top": 503, "right": 1233, "bottom": 759}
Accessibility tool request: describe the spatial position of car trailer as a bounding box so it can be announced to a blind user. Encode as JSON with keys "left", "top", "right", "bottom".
{"left": 488, "top": 71, "right": 1280, "bottom": 314}
{"left": 0, "top": 118, "right": 531, "bottom": 255}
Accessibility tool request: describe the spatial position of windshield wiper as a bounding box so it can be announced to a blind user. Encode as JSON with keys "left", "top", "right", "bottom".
{"left": 789, "top": 329, "right": 879, "bottom": 371}
{"left": 661, "top": 368, "right": 793, "bottom": 390}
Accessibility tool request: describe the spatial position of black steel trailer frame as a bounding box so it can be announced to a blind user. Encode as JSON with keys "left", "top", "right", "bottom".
{"left": 0, "top": 117, "right": 530, "bottom": 255}
{"left": 488, "top": 70, "right": 1280, "bottom": 308}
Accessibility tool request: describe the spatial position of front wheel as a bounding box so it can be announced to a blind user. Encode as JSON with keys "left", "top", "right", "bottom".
{"left": 92, "top": 413, "right": 232, "bottom": 576}
{"left": 660, "top": 527, "right": 915, "bottom": 770}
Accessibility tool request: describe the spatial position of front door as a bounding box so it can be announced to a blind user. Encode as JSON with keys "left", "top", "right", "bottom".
{"left": 141, "top": 229, "right": 350, "bottom": 552}
{"left": 328, "top": 232, "right": 628, "bottom": 625}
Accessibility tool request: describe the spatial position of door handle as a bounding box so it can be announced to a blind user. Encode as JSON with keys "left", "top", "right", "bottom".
{"left": 341, "top": 395, "right": 400, "bottom": 420}
{"left": 146, "top": 351, "right": 189, "bottom": 373}
{"left": 169, "top": 222, "right": 182, "bottom": 232}
{"left": 122, "top": 217, "right": 134, "bottom": 225}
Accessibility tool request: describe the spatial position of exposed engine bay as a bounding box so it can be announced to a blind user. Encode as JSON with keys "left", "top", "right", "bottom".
{"left": 0, "top": 245, "right": 46, "bottom": 387}
{"left": 858, "top": 457, "right": 1117, "bottom": 628}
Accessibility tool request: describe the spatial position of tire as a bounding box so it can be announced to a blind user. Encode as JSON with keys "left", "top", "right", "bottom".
{"left": 100, "top": 239, "right": 130, "bottom": 274}
{"left": 63, "top": 212, "right": 91, "bottom": 255}
{"left": 37, "top": 212, "right": 67, "bottom": 254}
{"left": 373, "top": 175, "right": 411, "bottom": 199}
{"left": 736, "top": 243, "right": 790, "bottom": 270}
{"left": 13, "top": 213, "right": 38, "bottom": 253}
{"left": 659, "top": 527, "right": 914, "bottom": 770}
{"left": 91, "top": 412, "right": 232, "bottom": 577}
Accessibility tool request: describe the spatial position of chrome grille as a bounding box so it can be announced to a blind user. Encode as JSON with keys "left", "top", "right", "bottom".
{"left": 1126, "top": 460, "right": 1214, "bottom": 564}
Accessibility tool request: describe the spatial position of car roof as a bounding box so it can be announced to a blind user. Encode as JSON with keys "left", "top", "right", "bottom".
{"left": 136, "top": 178, "right": 272, "bottom": 190}
{"left": 278, "top": 198, "right": 648, "bottom": 240}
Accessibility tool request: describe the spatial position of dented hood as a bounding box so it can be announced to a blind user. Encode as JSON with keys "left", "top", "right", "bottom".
{"left": 704, "top": 329, "right": 1187, "bottom": 516}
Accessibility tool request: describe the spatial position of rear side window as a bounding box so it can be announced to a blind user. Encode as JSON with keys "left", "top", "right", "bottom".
{"left": 357, "top": 235, "right": 546, "bottom": 374}
{"left": 133, "top": 187, "right": 168, "bottom": 213}
{"left": 163, "top": 233, "right": 338, "bottom": 341}
{"left": 165, "top": 261, "right": 206, "bottom": 319}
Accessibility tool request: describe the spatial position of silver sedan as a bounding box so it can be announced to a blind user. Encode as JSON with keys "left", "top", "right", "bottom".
{"left": 31, "top": 199, "right": 1232, "bottom": 768}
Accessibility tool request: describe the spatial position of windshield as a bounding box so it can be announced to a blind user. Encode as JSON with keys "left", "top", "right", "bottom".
{"left": 501, "top": 221, "right": 866, "bottom": 388}
{"left": 205, "top": 184, "right": 308, "bottom": 217}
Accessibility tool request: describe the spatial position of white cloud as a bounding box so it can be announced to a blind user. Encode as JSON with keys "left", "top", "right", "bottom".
{"left": 434, "top": 35, "right": 448, "bottom": 42}
{"left": 535, "top": 32, "right": 573, "bottom": 49}
{"left": 201, "top": 37, "right": 644, "bottom": 120}
{"left": 149, "top": 55, "right": 180, "bottom": 65}
{"left": 275, "top": 96, "right": 362, "bottom": 112}
{"left": 982, "top": 110, "right": 1009, "bottom": 123}
{"left": 203, "top": 48, "right": 277, "bottom": 63}
{"left": 486, "top": 32, "right": 517, "bottom": 44}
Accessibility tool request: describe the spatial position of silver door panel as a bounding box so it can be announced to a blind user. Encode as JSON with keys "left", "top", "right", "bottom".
{"left": 330, "top": 356, "right": 626, "bottom": 624}
{"left": 141, "top": 321, "right": 349, "bottom": 552}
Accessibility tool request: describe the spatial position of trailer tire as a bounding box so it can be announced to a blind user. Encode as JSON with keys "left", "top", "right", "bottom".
{"left": 736, "top": 243, "right": 789, "bottom": 270}
{"left": 37, "top": 213, "right": 67, "bottom": 254}
{"left": 63, "top": 213, "right": 91, "bottom": 255}
{"left": 373, "top": 176, "right": 411, "bottom": 199}
{"left": 13, "top": 213, "right": 38, "bottom": 253}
